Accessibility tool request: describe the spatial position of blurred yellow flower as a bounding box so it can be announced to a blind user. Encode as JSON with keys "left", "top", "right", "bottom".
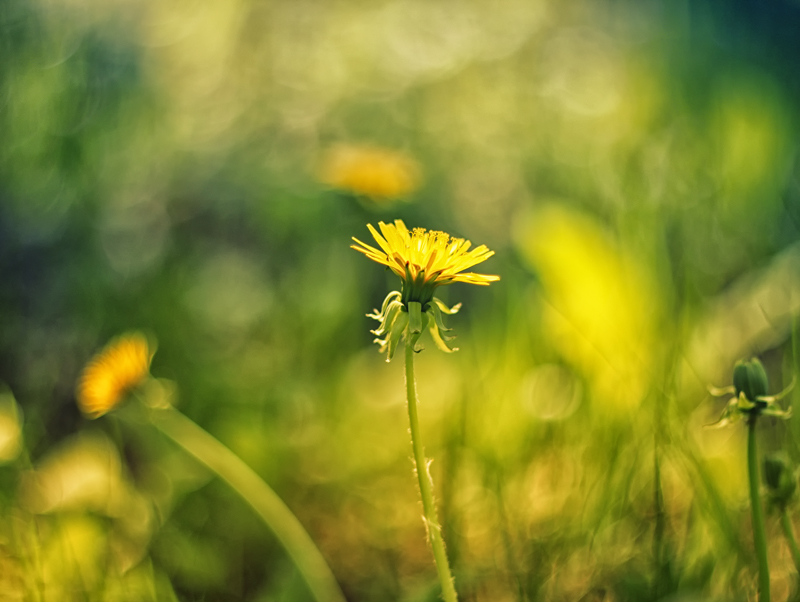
{"left": 320, "top": 144, "right": 420, "bottom": 201}
{"left": 76, "top": 333, "right": 154, "bottom": 418}
{"left": 514, "top": 204, "right": 660, "bottom": 414}
{"left": 0, "top": 391, "right": 22, "bottom": 463}
{"left": 352, "top": 220, "right": 499, "bottom": 306}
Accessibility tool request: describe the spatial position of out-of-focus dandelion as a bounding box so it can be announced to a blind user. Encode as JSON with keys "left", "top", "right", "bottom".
{"left": 352, "top": 220, "right": 498, "bottom": 602}
{"left": 74, "top": 333, "right": 346, "bottom": 602}
{"left": 0, "top": 391, "right": 22, "bottom": 463}
{"left": 320, "top": 144, "right": 421, "bottom": 201}
{"left": 352, "top": 219, "right": 499, "bottom": 360}
{"left": 707, "top": 358, "right": 793, "bottom": 602}
{"left": 76, "top": 333, "right": 154, "bottom": 418}
{"left": 513, "top": 204, "right": 659, "bottom": 414}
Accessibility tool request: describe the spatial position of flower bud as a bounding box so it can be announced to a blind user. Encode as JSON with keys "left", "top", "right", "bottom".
{"left": 733, "top": 358, "right": 769, "bottom": 401}
{"left": 764, "top": 453, "right": 797, "bottom": 508}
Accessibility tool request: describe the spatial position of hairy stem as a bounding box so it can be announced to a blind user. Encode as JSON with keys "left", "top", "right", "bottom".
{"left": 405, "top": 343, "right": 458, "bottom": 602}
{"left": 748, "top": 417, "right": 771, "bottom": 602}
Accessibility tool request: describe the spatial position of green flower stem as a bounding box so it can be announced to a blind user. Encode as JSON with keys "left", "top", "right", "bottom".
{"left": 780, "top": 508, "right": 800, "bottom": 573}
{"left": 404, "top": 342, "right": 458, "bottom": 602}
{"left": 748, "top": 417, "right": 771, "bottom": 602}
{"left": 146, "top": 405, "right": 346, "bottom": 602}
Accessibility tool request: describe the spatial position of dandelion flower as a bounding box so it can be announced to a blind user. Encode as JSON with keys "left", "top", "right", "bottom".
{"left": 352, "top": 220, "right": 499, "bottom": 305}
{"left": 353, "top": 221, "right": 491, "bottom": 601}
{"left": 320, "top": 145, "right": 420, "bottom": 201}
{"left": 352, "top": 220, "right": 499, "bottom": 359}
{"left": 76, "top": 333, "right": 154, "bottom": 418}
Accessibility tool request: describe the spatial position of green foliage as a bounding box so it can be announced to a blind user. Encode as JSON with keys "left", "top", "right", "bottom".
{"left": 1, "top": 0, "right": 800, "bottom": 600}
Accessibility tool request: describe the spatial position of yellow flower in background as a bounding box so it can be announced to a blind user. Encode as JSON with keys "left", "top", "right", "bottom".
{"left": 0, "top": 391, "right": 22, "bottom": 463}
{"left": 353, "top": 220, "right": 499, "bottom": 360}
{"left": 76, "top": 333, "right": 154, "bottom": 418}
{"left": 514, "top": 204, "right": 660, "bottom": 414}
{"left": 320, "top": 144, "right": 421, "bottom": 201}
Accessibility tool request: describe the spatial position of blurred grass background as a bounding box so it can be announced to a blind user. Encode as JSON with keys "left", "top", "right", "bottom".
{"left": 2, "top": 0, "right": 800, "bottom": 600}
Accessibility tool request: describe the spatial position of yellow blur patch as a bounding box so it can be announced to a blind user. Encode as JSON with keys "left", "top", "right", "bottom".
{"left": 514, "top": 204, "right": 659, "bottom": 413}
{"left": 320, "top": 144, "right": 421, "bottom": 201}
{"left": 0, "top": 391, "right": 22, "bottom": 464}
{"left": 24, "top": 433, "right": 129, "bottom": 515}
{"left": 41, "top": 516, "right": 106, "bottom": 594}
{"left": 23, "top": 433, "right": 155, "bottom": 575}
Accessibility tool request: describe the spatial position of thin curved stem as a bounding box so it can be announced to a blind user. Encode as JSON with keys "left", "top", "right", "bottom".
{"left": 404, "top": 343, "right": 458, "bottom": 602}
{"left": 146, "top": 405, "right": 346, "bottom": 602}
{"left": 781, "top": 508, "right": 800, "bottom": 574}
{"left": 748, "top": 417, "right": 771, "bottom": 602}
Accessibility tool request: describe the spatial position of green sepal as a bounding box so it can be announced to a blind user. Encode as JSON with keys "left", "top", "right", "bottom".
{"left": 401, "top": 265, "right": 438, "bottom": 308}
{"left": 430, "top": 321, "right": 458, "bottom": 352}
{"left": 425, "top": 306, "right": 458, "bottom": 353}
{"left": 408, "top": 302, "right": 424, "bottom": 334}
{"left": 370, "top": 299, "right": 403, "bottom": 337}
{"left": 367, "top": 291, "right": 401, "bottom": 321}
{"left": 366, "top": 290, "right": 409, "bottom": 362}
{"left": 428, "top": 301, "right": 453, "bottom": 333}
{"left": 405, "top": 302, "right": 428, "bottom": 352}
{"left": 433, "top": 297, "right": 461, "bottom": 315}
{"left": 364, "top": 292, "right": 467, "bottom": 360}
{"left": 384, "top": 310, "right": 409, "bottom": 361}
{"left": 706, "top": 396, "right": 743, "bottom": 429}
{"left": 761, "top": 404, "right": 792, "bottom": 420}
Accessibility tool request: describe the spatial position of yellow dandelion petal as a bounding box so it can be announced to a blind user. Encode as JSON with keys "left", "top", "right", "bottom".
{"left": 351, "top": 220, "right": 499, "bottom": 307}
{"left": 350, "top": 237, "right": 385, "bottom": 260}
{"left": 451, "top": 248, "right": 496, "bottom": 273}
{"left": 379, "top": 221, "right": 408, "bottom": 255}
{"left": 365, "top": 224, "right": 392, "bottom": 256}
{"left": 394, "top": 219, "right": 411, "bottom": 239}
{"left": 76, "top": 333, "right": 154, "bottom": 419}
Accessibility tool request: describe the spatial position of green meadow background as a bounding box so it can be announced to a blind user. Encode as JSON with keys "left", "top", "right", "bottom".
{"left": 2, "top": 0, "right": 800, "bottom": 600}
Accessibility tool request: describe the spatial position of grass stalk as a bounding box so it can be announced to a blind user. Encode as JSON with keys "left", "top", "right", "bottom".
{"left": 653, "top": 448, "right": 666, "bottom": 598}
{"left": 404, "top": 342, "right": 458, "bottom": 602}
{"left": 781, "top": 509, "right": 800, "bottom": 574}
{"left": 17, "top": 450, "right": 45, "bottom": 602}
{"left": 146, "top": 404, "right": 346, "bottom": 602}
{"left": 748, "top": 417, "right": 771, "bottom": 602}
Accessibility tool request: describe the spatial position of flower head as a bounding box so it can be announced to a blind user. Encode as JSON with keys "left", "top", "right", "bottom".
{"left": 352, "top": 220, "right": 499, "bottom": 307}
{"left": 76, "top": 332, "right": 155, "bottom": 418}
{"left": 707, "top": 357, "right": 793, "bottom": 428}
{"left": 352, "top": 220, "right": 499, "bottom": 360}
